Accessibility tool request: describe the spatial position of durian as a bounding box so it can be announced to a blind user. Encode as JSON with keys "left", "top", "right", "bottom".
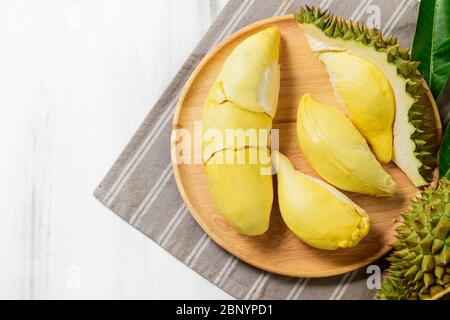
{"left": 206, "top": 148, "right": 273, "bottom": 236}
{"left": 376, "top": 179, "right": 450, "bottom": 300}
{"left": 319, "top": 51, "right": 395, "bottom": 164}
{"left": 216, "top": 27, "right": 281, "bottom": 118}
{"left": 297, "top": 94, "right": 397, "bottom": 196}
{"left": 202, "top": 27, "right": 281, "bottom": 235}
{"left": 274, "top": 151, "right": 370, "bottom": 250}
{"left": 202, "top": 82, "right": 272, "bottom": 162}
{"left": 295, "top": 6, "right": 440, "bottom": 187}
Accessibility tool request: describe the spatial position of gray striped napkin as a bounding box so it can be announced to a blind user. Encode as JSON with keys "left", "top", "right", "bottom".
{"left": 94, "top": 0, "right": 422, "bottom": 300}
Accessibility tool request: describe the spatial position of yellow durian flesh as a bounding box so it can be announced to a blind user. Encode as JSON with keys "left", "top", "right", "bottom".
{"left": 299, "top": 21, "right": 428, "bottom": 186}
{"left": 319, "top": 52, "right": 395, "bottom": 164}
{"left": 205, "top": 148, "right": 273, "bottom": 236}
{"left": 217, "top": 27, "right": 281, "bottom": 118}
{"left": 274, "top": 151, "right": 370, "bottom": 250}
{"left": 201, "top": 27, "right": 281, "bottom": 236}
{"left": 297, "top": 94, "right": 397, "bottom": 196}
{"left": 202, "top": 82, "right": 272, "bottom": 163}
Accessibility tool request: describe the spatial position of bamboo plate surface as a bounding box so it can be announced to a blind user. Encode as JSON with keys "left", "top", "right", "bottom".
{"left": 171, "top": 15, "right": 442, "bottom": 277}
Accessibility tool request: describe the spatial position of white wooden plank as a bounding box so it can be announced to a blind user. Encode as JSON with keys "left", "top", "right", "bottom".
{"left": 0, "top": 0, "right": 231, "bottom": 299}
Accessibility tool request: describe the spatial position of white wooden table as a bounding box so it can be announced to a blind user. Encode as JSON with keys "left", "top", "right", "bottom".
{"left": 0, "top": 0, "right": 232, "bottom": 299}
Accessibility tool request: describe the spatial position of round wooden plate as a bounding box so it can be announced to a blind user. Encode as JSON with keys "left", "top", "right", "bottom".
{"left": 171, "top": 15, "right": 442, "bottom": 278}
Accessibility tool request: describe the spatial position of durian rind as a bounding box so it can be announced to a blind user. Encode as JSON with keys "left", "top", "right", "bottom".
{"left": 295, "top": 6, "right": 439, "bottom": 187}
{"left": 377, "top": 179, "right": 450, "bottom": 300}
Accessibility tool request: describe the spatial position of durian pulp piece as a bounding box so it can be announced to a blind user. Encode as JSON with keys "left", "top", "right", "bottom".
{"left": 295, "top": 7, "right": 439, "bottom": 187}
{"left": 297, "top": 94, "right": 397, "bottom": 196}
{"left": 202, "top": 81, "right": 272, "bottom": 163}
{"left": 217, "top": 27, "right": 281, "bottom": 118}
{"left": 319, "top": 51, "right": 395, "bottom": 164}
{"left": 377, "top": 179, "right": 450, "bottom": 300}
{"left": 202, "top": 27, "right": 281, "bottom": 236}
{"left": 205, "top": 148, "right": 273, "bottom": 236}
{"left": 274, "top": 151, "right": 370, "bottom": 250}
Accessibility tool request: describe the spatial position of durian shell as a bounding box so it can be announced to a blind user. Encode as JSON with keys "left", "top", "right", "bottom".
{"left": 295, "top": 6, "right": 442, "bottom": 186}
{"left": 377, "top": 179, "right": 450, "bottom": 300}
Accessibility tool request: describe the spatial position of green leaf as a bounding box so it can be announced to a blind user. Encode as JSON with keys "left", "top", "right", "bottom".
{"left": 412, "top": 0, "right": 450, "bottom": 99}
{"left": 437, "top": 76, "right": 450, "bottom": 128}
{"left": 440, "top": 124, "right": 450, "bottom": 178}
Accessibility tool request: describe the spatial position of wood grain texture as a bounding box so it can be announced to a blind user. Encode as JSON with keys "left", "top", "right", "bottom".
{"left": 0, "top": 0, "right": 231, "bottom": 300}
{"left": 172, "top": 15, "right": 441, "bottom": 277}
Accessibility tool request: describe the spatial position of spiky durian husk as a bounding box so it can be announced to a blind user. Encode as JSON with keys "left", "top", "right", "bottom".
{"left": 295, "top": 6, "right": 439, "bottom": 183}
{"left": 376, "top": 179, "right": 450, "bottom": 300}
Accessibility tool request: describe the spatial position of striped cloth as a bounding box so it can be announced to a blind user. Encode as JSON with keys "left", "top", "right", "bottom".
{"left": 95, "top": 0, "right": 421, "bottom": 300}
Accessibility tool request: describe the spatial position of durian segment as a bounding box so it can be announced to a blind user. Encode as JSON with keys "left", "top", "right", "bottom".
{"left": 202, "top": 82, "right": 272, "bottom": 163}
{"left": 218, "top": 27, "right": 281, "bottom": 118}
{"left": 377, "top": 179, "right": 450, "bottom": 300}
{"left": 274, "top": 151, "right": 370, "bottom": 250}
{"left": 297, "top": 94, "right": 397, "bottom": 196}
{"left": 295, "top": 6, "right": 439, "bottom": 187}
{"left": 201, "top": 27, "right": 281, "bottom": 236}
{"left": 319, "top": 51, "right": 395, "bottom": 164}
{"left": 205, "top": 148, "right": 273, "bottom": 236}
